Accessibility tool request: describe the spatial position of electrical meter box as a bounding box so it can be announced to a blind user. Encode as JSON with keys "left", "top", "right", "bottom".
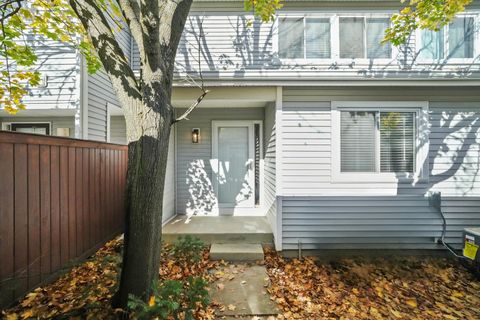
{"left": 463, "top": 228, "right": 480, "bottom": 262}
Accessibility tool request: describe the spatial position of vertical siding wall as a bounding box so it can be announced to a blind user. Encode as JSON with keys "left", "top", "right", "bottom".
{"left": 0, "top": 131, "right": 128, "bottom": 308}
{"left": 280, "top": 87, "right": 480, "bottom": 250}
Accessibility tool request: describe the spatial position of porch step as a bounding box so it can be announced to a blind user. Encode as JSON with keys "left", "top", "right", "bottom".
{"left": 210, "top": 243, "right": 264, "bottom": 261}
{"left": 163, "top": 216, "right": 273, "bottom": 245}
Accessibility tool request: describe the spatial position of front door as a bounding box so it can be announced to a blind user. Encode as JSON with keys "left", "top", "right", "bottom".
{"left": 212, "top": 121, "right": 256, "bottom": 209}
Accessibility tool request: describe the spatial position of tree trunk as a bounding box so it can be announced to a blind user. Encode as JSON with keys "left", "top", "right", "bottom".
{"left": 69, "top": 0, "right": 193, "bottom": 308}
{"left": 113, "top": 97, "right": 174, "bottom": 307}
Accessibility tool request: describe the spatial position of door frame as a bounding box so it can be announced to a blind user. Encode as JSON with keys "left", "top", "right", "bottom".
{"left": 211, "top": 120, "right": 264, "bottom": 213}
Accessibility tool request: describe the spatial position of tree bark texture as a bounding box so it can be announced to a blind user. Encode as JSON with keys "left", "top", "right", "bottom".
{"left": 70, "top": 0, "right": 193, "bottom": 308}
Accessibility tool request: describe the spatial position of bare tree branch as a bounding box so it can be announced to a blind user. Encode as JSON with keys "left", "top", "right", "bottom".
{"left": 0, "top": 0, "right": 21, "bottom": 23}
{"left": 173, "top": 88, "right": 209, "bottom": 123}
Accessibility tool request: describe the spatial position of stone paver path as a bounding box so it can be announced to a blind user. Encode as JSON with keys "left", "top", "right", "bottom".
{"left": 209, "top": 263, "right": 279, "bottom": 319}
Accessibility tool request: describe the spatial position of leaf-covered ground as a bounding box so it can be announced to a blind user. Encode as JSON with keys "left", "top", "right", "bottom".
{"left": 2, "top": 238, "right": 218, "bottom": 320}
{"left": 4, "top": 239, "right": 480, "bottom": 320}
{"left": 264, "top": 248, "right": 480, "bottom": 320}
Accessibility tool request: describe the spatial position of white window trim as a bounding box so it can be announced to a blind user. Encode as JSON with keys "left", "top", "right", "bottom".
{"left": 275, "top": 13, "right": 398, "bottom": 65}
{"left": 331, "top": 101, "right": 429, "bottom": 184}
{"left": 415, "top": 13, "right": 479, "bottom": 64}
{"left": 1, "top": 121, "right": 52, "bottom": 134}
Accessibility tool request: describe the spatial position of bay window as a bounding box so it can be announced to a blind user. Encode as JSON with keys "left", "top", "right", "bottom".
{"left": 418, "top": 16, "right": 475, "bottom": 60}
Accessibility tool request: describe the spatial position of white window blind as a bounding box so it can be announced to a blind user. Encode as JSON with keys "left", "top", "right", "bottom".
{"left": 278, "top": 17, "right": 304, "bottom": 59}
{"left": 340, "top": 111, "right": 415, "bottom": 173}
{"left": 449, "top": 17, "right": 474, "bottom": 58}
{"left": 380, "top": 112, "right": 415, "bottom": 173}
{"left": 366, "top": 18, "right": 391, "bottom": 58}
{"left": 306, "top": 18, "right": 331, "bottom": 58}
{"left": 340, "top": 111, "right": 376, "bottom": 172}
{"left": 339, "top": 17, "right": 365, "bottom": 58}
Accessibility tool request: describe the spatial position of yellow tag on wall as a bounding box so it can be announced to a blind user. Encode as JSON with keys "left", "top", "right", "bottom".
{"left": 464, "top": 242, "right": 479, "bottom": 260}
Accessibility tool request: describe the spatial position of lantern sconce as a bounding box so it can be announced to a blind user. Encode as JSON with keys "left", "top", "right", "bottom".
{"left": 192, "top": 128, "right": 200, "bottom": 143}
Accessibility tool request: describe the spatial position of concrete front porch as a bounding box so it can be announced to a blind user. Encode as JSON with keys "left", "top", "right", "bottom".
{"left": 162, "top": 215, "right": 273, "bottom": 245}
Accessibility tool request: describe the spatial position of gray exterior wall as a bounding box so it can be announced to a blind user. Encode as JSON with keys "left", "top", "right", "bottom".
{"left": 106, "top": 115, "right": 176, "bottom": 223}
{"left": 264, "top": 103, "right": 277, "bottom": 238}
{"left": 0, "top": 117, "right": 75, "bottom": 137}
{"left": 131, "top": 0, "right": 480, "bottom": 82}
{"left": 175, "top": 107, "right": 266, "bottom": 215}
{"left": 279, "top": 87, "right": 480, "bottom": 250}
{"left": 163, "top": 130, "right": 176, "bottom": 223}
{"left": 110, "top": 116, "right": 127, "bottom": 145}
{"left": 0, "top": 37, "right": 79, "bottom": 111}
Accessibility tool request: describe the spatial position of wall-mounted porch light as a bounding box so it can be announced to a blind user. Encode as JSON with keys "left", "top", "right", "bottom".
{"left": 192, "top": 128, "right": 200, "bottom": 143}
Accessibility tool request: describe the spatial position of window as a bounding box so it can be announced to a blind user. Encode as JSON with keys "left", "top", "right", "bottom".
{"left": 339, "top": 17, "right": 392, "bottom": 59}
{"left": 278, "top": 17, "right": 331, "bottom": 59}
{"left": 418, "top": 16, "right": 475, "bottom": 59}
{"left": 7, "top": 123, "right": 50, "bottom": 135}
{"left": 332, "top": 101, "right": 429, "bottom": 183}
{"left": 449, "top": 17, "right": 475, "bottom": 58}
{"left": 340, "top": 111, "right": 415, "bottom": 173}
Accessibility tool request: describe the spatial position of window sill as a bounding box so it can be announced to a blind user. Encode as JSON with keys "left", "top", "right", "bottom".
{"left": 279, "top": 58, "right": 395, "bottom": 66}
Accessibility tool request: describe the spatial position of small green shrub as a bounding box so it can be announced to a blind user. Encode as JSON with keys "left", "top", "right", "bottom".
{"left": 170, "top": 235, "right": 205, "bottom": 263}
{"left": 127, "top": 276, "right": 209, "bottom": 320}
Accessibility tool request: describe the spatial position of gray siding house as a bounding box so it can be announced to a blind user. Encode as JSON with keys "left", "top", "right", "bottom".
{"left": 2, "top": 0, "right": 480, "bottom": 252}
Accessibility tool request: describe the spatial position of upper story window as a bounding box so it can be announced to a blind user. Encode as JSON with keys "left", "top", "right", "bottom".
{"left": 418, "top": 16, "right": 476, "bottom": 60}
{"left": 278, "top": 17, "right": 331, "bottom": 59}
{"left": 339, "top": 17, "right": 392, "bottom": 59}
{"left": 278, "top": 15, "right": 392, "bottom": 61}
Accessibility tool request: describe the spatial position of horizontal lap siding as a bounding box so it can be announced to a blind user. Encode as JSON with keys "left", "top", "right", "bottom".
{"left": 264, "top": 103, "right": 277, "bottom": 238}
{"left": 88, "top": 70, "right": 120, "bottom": 141}
{"left": 0, "top": 39, "right": 79, "bottom": 109}
{"left": 0, "top": 132, "right": 127, "bottom": 308}
{"left": 110, "top": 116, "right": 127, "bottom": 145}
{"left": 280, "top": 87, "right": 480, "bottom": 250}
{"left": 282, "top": 196, "right": 480, "bottom": 250}
{"left": 135, "top": 1, "right": 479, "bottom": 80}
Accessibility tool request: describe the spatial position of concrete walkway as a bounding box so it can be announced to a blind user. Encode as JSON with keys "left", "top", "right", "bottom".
{"left": 209, "top": 264, "right": 279, "bottom": 319}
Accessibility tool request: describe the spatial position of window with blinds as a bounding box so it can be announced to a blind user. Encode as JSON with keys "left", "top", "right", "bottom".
{"left": 340, "top": 111, "right": 416, "bottom": 173}
{"left": 339, "top": 17, "right": 392, "bottom": 59}
{"left": 279, "top": 17, "right": 331, "bottom": 59}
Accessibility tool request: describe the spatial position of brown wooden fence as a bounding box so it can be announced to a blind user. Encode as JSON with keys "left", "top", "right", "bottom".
{"left": 0, "top": 131, "right": 128, "bottom": 308}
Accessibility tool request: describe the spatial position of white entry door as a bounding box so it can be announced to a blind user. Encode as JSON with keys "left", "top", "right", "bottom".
{"left": 212, "top": 121, "right": 255, "bottom": 209}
